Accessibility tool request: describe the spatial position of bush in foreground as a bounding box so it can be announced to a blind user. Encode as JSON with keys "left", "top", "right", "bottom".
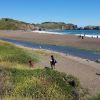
{"left": 0, "top": 67, "right": 88, "bottom": 100}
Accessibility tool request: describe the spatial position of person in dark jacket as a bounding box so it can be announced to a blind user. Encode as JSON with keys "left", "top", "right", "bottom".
{"left": 50, "top": 55, "right": 57, "bottom": 69}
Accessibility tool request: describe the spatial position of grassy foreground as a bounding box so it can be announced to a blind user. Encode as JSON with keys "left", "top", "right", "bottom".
{"left": 88, "top": 94, "right": 100, "bottom": 100}
{"left": 0, "top": 66, "right": 87, "bottom": 100}
{"left": 0, "top": 40, "right": 39, "bottom": 64}
{"left": 0, "top": 40, "right": 97, "bottom": 100}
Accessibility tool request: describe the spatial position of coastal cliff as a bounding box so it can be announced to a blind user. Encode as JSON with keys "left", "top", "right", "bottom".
{"left": 37, "top": 22, "right": 77, "bottom": 30}
{"left": 0, "top": 18, "right": 100, "bottom": 30}
{"left": 0, "top": 18, "right": 37, "bottom": 30}
{"left": 0, "top": 19, "right": 77, "bottom": 30}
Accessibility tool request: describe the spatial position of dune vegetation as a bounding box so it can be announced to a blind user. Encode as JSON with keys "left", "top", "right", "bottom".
{"left": 0, "top": 40, "right": 94, "bottom": 100}
{"left": 88, "top": 94, "right": 100, "bottom": 100}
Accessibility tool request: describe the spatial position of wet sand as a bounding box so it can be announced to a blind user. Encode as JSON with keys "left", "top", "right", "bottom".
{"left": 0, "top": 30, "right": 100, "bottom": 51}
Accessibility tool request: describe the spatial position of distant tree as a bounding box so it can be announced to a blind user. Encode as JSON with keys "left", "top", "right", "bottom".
{"left": 5, "top": 18, "right": 9, "bottom": 21}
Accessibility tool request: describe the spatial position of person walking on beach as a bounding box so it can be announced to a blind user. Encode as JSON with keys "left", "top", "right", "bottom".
{"left": 50, "top": 55, "right": 57, "bottom": 69}
{"left": 81, "top": 36, "right": 84, "bottom": 39}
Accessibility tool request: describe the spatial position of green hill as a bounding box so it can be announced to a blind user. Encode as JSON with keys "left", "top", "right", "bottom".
{"left": 37, "top": 22, "right": 66, "bottom": 30}
{"left": 0, "top": 40, "right": 89, "bottom": 100}
{"left": 0, "top": 18, "right": 77, "bottom": 30}
{"left": 0, "top": 18, "right": 35, "bottom": 30}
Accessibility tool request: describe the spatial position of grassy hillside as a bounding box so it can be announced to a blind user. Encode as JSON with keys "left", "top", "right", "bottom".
{"left": 0, "top": 67, "right": 84, "bottom": 100}
{"left": 37, "top": 22, "right": 66, "bottom": 30}
{"left": 0, "top": 40, "right": 39, "bottom": 64}
{"left": 0, "top": 18, "right": 35, "bottom": 30}
{"left": 0, "top": 40, "right": 89, "bottom": 100}
{"left": 0, "top": 18, "right": 77, "bottom": 30}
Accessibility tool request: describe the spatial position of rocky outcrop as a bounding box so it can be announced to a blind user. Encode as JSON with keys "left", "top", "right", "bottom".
{"left": 62, "top": 24, "right": 77, "bottom": 30}
{"left": 18, "top": 23, "right": 35, "bottom": 30}
{"left": 84, "top": 26, "right": 100, "bottom": 30}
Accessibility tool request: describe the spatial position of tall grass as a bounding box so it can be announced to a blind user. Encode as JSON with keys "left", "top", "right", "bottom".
{"left": 88, "top": 94, "right": 100, "bottom": 100}
{"left": 0, "top": 40, "right": 39, "bottom": 64}
{"left": 0, "top": 67, "right": 88, "bottom": 100}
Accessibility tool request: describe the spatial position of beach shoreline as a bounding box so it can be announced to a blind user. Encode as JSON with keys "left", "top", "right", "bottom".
{"left": 0, "top": 30, "right": 100, "bottom": 51}
{"left": 0, "top": 37, "right": 100, "bottom": 62}
{"left": 32, "top": 30, "right": 100, "bottom": 38}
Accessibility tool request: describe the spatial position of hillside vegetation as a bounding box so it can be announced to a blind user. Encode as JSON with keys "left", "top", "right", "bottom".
{"left": 88, "top": 94, "right": 100, "bottom": 100}
{"left": 0, "top": 40, "right": 39, "bottom": 64}
{"left": 0, "top": 18, "right": 100, "bottom": 30}
{"left": 0, "top": 18, "right": 67, "bottom": 30}
{"left": 0, "top": 18, "right": 77, "bottom": 30}
{"left": 37, "top": 22, "right": 66, "bottom": 30}
{"left": 0, "top": 40, "right": 91, "bottom": 100}
{"left": 0, "top": 18, "right": 35, "bottom": 30}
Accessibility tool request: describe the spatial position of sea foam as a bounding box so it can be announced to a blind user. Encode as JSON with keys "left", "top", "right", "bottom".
{"left": 32, "top": 30, "right": 100, "bottom": 38}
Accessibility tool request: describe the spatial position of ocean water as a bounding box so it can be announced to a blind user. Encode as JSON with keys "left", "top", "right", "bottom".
{"left": 48, "top": 30, "right": 100, "bottom": 38}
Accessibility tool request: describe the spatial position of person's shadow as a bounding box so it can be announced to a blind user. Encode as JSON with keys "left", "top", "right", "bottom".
{"left": 96, "top": 73, "right": 100, "bottom": 76}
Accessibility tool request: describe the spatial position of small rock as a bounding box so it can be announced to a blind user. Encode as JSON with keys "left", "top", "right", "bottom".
{"left": 95, "top": 59, "right": 100, "bottom": 63}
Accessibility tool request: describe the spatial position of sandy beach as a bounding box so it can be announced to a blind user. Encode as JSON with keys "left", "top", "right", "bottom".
{"left": 39, "top": 52, "right": 100, "bottom": 96}
{"left": 17, "top": 45, "right": 100, "bottom": 96}
{"left": 0, "top": 30, "right": 100, "bottom": 51}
